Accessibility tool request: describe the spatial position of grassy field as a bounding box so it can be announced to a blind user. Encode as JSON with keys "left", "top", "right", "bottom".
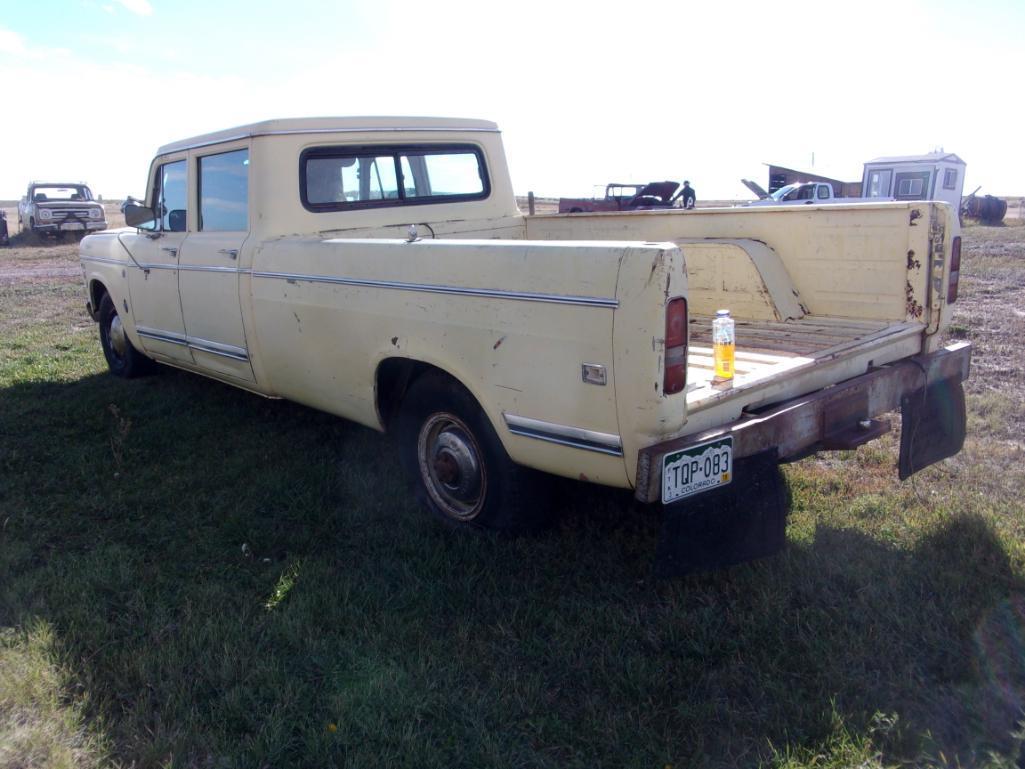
{"left": 1, "top": 223, "right": 1024, "bottom": 768}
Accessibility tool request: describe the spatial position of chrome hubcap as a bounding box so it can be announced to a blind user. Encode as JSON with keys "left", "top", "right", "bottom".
{"left": 418, "top": 413, "right": 485, "bottom": 520}
{"left": 109, "top": 314, "right": 127, "bottom": 358}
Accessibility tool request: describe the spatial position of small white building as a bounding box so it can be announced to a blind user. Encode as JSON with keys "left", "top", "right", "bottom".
{"left": 861, "top": 152, "right": 966, "bottom": 211}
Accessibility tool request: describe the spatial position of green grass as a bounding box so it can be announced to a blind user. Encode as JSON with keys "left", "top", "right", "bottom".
{"left": 2, "top": 232, "right": 1025, "bottom": 768}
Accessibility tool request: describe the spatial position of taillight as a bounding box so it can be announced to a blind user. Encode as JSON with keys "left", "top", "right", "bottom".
{"left": 947, "top": 236, "right": 961, "bottom": 304}
{"left": 664, "top": 297, "right": 688, "bottom": 394}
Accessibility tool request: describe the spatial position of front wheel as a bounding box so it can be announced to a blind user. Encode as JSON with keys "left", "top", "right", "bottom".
{"left": 98, "top": 294, "right": 153, "bottom": 378}
{"left": 395, "top": 373, "right": 548, "bottom": 533}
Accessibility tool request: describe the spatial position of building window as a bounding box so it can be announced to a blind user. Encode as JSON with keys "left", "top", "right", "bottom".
{"left": 894, "top": 171, "right": 931, "bottom": 200}
{"left": 943, "top": 168, "right": 958, "bottom": 190}
{"left": 898, "top": 178, "right": 923, "bottom": 196}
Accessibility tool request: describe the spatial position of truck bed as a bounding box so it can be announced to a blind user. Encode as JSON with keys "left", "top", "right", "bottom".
{"left": 685, "top": 315, "right": 925, "bottom": 412}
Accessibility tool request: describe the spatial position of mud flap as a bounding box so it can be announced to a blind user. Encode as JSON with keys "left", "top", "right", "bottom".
{"left": 654, "top": 449, "right": 789, "bottom": 577}
{"left": 898, "top": 377, "right": 966, "bottom": 480}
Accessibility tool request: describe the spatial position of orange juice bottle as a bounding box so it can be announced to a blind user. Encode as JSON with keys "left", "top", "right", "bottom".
{"left": 712, "top": 309, "right": 735, "bottom": 381}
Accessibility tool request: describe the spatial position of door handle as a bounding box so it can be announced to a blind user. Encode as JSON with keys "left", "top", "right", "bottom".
{"left": 161, "top": 246, "right": 178, "bottom": 257}
{"left": 218, "top": 248, "right": 239, "bottom": 260}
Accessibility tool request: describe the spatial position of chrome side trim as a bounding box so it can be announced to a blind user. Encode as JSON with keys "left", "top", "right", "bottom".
{"left": 251, "top": 270, "right": 618, "bottom": 308}
{"left": 80, "top": 255, "right": 125, "bottom": 266}
{"left": 503, "top": 413, "right": 623, "bottom": 457}
{"left": 186, "top": 337, "right": 249, "bottom": 361}
{"left": 81, "top": 256, "right": 244, "bottom": 274}
{"left": 136, "top": 326, "right": 249, "bottom": 361}
{"left": 136, "top": 326, "right": 188, "bottom": 346}
{"left": 178, "top": 264, "right": 244, "bottom": 273}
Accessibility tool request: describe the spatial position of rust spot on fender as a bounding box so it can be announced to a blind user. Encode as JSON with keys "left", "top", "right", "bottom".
{"left": 391, "top": 336, "right": 398, "bottom": 346}
{"left": 493, "top": 335, "right": 506, "bottom": 350}
{"left": 906, "top": 250, "right": 921, "bottom": 270}
{"left": 579, "top": 473, "right": 589, "bottom": 482}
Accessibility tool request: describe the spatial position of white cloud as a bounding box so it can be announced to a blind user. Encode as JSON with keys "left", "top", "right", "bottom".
{"left": 115, "top": 0, "right": 153, "bottom": 16}
{"left": 0, "top": 26, "right": 27, "bottom": 55}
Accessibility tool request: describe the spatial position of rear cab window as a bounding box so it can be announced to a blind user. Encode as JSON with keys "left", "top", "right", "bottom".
{"left": 300, "top": 144, "right": 489, "bottom": 212}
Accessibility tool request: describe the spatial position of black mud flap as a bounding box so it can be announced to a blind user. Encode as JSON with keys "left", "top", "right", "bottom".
{"left": 898, "top": 376, "right": 967, "bottom": 480}
{"left": 654, "top": 449, "right": 789, "bottom": 578}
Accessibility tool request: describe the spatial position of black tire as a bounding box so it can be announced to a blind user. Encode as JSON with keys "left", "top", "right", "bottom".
{"left": 98, "top": 294, "right": 153, "bottom": 378}
{"left": 395, "top": 372, "right": 548, "bottom": 534}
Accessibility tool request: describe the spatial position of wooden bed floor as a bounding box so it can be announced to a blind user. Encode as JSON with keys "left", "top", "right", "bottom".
{"left": 685, "top": 315, "right": 923, "bottom": 406}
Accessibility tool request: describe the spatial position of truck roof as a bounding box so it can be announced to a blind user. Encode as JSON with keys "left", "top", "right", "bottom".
{"left": 157, "top": 116, "right": 500, "bottom": 155}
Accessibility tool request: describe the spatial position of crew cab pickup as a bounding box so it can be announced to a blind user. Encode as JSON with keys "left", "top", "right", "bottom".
{"left": 79, "top": 117, "right": 970, "bottom": 571}
{"left": 20, "top": 181, "right": 107, "bottom": 238}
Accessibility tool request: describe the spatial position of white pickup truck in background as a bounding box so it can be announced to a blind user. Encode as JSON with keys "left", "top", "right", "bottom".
{"left": 741, "top": 181, "right": 839, "bottom": 205}
{"left": 78, "top": 117, "right": 971, "bottom": 574}
{"left": 19, "top": 181, "right": 108, "bottom": 239}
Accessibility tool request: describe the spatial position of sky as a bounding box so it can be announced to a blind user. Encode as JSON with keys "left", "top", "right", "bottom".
{"left": 0, "top": 0, "right": 1023, "bottom": 201}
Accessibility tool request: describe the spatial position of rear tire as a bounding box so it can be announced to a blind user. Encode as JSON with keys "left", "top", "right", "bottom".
{"left": 395, "top": 372, "right": 548, "bottom": 534}
{"left": 98, "top": 294, "right": 153, "bottom": 378}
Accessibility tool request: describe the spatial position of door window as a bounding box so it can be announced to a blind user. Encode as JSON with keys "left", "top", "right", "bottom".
{"left": 160, "top": 160, "right": 188, "bottom": 231}
{"left": 199, "top": 149, "right": 249, "bottom": 231}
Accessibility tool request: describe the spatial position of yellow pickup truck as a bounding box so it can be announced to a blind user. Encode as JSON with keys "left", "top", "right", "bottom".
{"left": 79, "top": 117, "right": 970, "bottom": 572}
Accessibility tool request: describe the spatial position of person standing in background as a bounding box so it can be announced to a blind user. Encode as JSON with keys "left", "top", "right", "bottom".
{"left": 681, "top": 180, "right": 696, "bottom": 209}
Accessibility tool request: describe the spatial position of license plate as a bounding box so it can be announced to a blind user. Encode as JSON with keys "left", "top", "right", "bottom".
{"left": 62, "top": 223, "right": 84, "bottom": 230}
{"left": 662, "top": 436, "right": 733, "bottom": 504}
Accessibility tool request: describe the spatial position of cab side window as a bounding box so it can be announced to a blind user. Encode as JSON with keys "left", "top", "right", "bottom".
{"left": 199, "top": 149, "right": 249, "bottom": 231}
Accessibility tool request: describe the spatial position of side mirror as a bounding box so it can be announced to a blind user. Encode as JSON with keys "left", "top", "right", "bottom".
{"left": 167, "top": 209, "right": 186, "bottom": 232}
{"left": 124, "top": 202, "right": 157, "bottom": 228}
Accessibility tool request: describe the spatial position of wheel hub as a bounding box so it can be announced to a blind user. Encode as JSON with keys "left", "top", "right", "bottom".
{"left": 109, "top": 314, "right": 127, "bottom": 358}
{"left": 418, "top": 414, "right": 486, "bottom": 520}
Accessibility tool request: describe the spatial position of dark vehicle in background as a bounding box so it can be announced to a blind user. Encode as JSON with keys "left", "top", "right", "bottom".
{"left": 18, "top": 182, "right": 107, "bottom": 239}
{"left": 0, "top": 210, "right": 9, "bottom": 246}
{"left": 559, "top": 181, "right": 682, "bottom": 213}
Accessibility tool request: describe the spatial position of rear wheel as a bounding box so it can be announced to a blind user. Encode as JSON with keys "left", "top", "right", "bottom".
{"left": 98, "top": 294, "right": 153, "bottom": 378}
{"left": 395, "top": 372, "right": 548, "bottom": 533}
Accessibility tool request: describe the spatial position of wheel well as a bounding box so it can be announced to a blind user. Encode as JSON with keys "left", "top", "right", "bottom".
{"left": 89, "top": 280, "right": 110, "bottom": 316}
{"left": 376, "top": 358, "right": 464, "bottom": 432}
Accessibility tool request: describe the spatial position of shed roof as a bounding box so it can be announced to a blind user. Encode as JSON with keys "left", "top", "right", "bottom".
{"left": 865, "top": 152, "right": 965, "bottom": 165}
{"left": 763, "top": 163, "right": 858, "bottom": 185}
{"left": 157, "top": 116, "right": 499, "bottom": 155}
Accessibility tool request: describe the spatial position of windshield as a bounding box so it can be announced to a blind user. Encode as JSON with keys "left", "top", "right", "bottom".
{"left": 769, "top": 184, "right": 799, "bottom": 201}
{"left": 31, "top": 185, "right": 93, "bottom": 202}
{"left": 606, "top": 185, "right": 642, "bottom": 200}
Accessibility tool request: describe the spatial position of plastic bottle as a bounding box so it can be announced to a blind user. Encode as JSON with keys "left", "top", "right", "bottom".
{"left": 712, "top": 309, "right": 735, "bottom": 381}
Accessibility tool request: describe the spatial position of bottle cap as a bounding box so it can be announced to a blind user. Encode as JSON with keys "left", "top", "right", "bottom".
{"left": 716, "top": 309, "right": 730, "bottom": 317}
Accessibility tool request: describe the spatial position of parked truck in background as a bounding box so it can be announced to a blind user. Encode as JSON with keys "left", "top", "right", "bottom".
{"left": 78, "top": 117, "right": 970, "bottom": 573}
{"left": 559, "top": 180, "right": 681, "bottom": 213}
{"left": 19, "top": 181, "right": 107, "bottom": 239}
{"left": 741, "top": 180, "right": 839, "bottom": 205}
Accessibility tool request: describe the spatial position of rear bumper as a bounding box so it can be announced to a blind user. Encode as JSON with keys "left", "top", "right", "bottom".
{"left": 635, "top": 341, "right": 972, "bottom": 504}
